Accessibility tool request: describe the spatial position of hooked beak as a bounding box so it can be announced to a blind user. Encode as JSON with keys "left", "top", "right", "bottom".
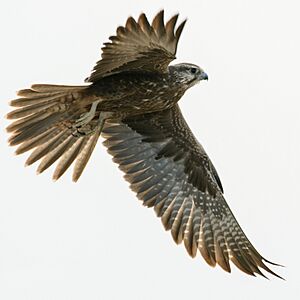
{"left": 199, "top": 71, "right": 208, "bottom": 81}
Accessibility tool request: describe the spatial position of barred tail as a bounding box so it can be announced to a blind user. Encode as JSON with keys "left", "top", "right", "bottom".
{"left": 6, "top": 84, "right": 100, "bottom": 181}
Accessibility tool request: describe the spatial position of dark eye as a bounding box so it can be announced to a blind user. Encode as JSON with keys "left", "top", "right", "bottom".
{"left": 190, "top": 67, "right": 197, "bottom": 74}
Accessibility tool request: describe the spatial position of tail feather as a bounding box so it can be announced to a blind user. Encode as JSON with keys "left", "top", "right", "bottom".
{"left": 73, "top": 130, "right": 101, "bottom": 182}
{"left": 31, "top": 84, "right": 87, "bottom": 92}
{"left": 6, "top": 83, "right": 101, "bottom": 181}
{"left": 7, "top": 84, "right": 82, "bottom": 115}
{"left": 53, "top": 138, "right": 88, "bottom": 180}
{"left": 37, "top": 134, "right": 78, "bottom": 174}
{"left": 10, "top": 93, "right": 66, "bottom": 107}
{"left": 8, "top": 112, "right": 66, "bottom": 146}
{"left": 6, "top": 101, "right": 60, "bottom": 119}
{"left": 6, "top": 111, "right": 53, "bottom": 133}
{"left": 15, "top": 127, "right": 60, "bottom": 155}
{"left": 25, "top": 129, "right": 71, "bottom": 166}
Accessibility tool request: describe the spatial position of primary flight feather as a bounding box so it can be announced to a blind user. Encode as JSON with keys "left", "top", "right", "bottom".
{"left": 6, "top": 10, "right": 282, "bottom": 278}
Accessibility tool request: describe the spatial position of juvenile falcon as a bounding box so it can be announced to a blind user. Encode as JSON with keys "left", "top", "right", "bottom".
{"left": 6, "top": 10, "right": 282, "bottom": 278}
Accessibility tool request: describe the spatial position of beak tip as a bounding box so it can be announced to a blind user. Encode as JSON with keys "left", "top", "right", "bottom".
{"left": 200, "top": 72, "right": 208, "bottom": 81}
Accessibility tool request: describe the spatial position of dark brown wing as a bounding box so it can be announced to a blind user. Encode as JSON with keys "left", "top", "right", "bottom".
{"left": 102, "top": 104, "right": 282, "bottom": 278}
{"left": 86, "top": 10, "right": 186, "bottom": 82}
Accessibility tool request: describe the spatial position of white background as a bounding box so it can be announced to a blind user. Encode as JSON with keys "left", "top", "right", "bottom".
{"left": 0, "top": 0, "right": 299, "bottom": 299}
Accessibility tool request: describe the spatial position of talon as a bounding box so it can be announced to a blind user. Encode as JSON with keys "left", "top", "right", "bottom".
{"left": 72, "top": 111, "right": 113, "bottom": 138}
{"left": 75, "top": 100, "right": 101, "bottom": 128}
{"left": 72, "top": 129, "right": 86, "bottom": 138}
{"left": 72, "top": 125, "right": 96, "bottom": 137}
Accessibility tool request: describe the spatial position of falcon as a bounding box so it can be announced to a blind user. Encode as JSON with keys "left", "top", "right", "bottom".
{"left": 6, "top": 10, "right": 282, "bottom": 278}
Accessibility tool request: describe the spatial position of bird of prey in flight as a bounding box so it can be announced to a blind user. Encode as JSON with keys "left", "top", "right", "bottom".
{"left": 6, "top": 10, "right": 282, "bottom": 278}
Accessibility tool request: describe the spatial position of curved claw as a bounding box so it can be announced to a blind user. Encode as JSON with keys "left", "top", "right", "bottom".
{"left": 75, "top": 100, "right": 101, "bottom": 128}
{"left": 72, "top": 111, "right": 113, "bottom": 137}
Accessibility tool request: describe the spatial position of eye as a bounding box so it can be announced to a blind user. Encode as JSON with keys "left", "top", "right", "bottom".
{"left": 190, "top": 67, "right": 197, "bottom": 74}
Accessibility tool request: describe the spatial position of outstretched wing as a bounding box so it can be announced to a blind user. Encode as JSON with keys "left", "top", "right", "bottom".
{"left": 86, "top": 10, "right": 186, "bottom": 82}
{"left": 102, "top": 104, "right": 282, "bottom": 278}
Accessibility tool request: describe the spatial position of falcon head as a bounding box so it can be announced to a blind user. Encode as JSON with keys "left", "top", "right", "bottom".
{"left": 169, "top": 63, "right": 208, "bottom": 88}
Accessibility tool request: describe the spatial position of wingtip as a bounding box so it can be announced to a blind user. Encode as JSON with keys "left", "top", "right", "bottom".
{"left": 151, "top": 9, "right": 165, "bottom": 32}
{"left": 156, "top": 9, "right": 165, "bottom": 16}
{"left": 263, "top": 257, "right": 285, "bottom": 268}
{"left": 175, "top": 18, "right": 187, "bottom": 40}
{"left": 259, "top": 258, "right": 285, "bottom": 280}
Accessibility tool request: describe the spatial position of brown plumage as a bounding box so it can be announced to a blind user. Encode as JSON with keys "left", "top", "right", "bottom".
{"left": 6, "top": 10, "right": 282, "bottom": 278}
